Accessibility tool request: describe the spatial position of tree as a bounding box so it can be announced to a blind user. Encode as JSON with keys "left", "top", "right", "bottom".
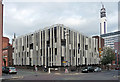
{"left": 101, "top": 47, "right": 115, "bottom": 65}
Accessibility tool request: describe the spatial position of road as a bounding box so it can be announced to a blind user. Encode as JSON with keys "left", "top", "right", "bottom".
{"left": 2, "top": 69, "right": 119, "bottom": 80}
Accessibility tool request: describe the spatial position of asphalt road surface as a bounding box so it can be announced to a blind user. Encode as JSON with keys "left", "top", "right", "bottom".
{"left": 2, "top": 69, "right": 119, "bottom": 80}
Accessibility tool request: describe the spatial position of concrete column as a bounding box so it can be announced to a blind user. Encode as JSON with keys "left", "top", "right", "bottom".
{"left": 45, "top": 30, "right": 47, "bottom": 67}
{"left": 50, "top": 28, "right": 52, "bottom": 66}
{"left": 0, "top": 0, "right": 3, "bottom": 76}
{"left": 76, "top": 33, "right": 79, "bottom": 66}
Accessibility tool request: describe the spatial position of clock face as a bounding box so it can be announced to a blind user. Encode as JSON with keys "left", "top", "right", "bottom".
{"left": 101, "top": 13, "right": 106, "bottom": 18}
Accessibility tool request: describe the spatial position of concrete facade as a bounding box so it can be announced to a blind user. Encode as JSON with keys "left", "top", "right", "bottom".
{"left": 12, "top": 24, "right": 100, "bottom": 67}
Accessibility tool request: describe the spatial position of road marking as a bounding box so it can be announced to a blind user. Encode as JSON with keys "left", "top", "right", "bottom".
{"left": 54, "top": 72, "right": 84, "bottom": 75}
{"left": 55, "top": 73, "right": 61, "bottom": 75}
{"left": 11, "top": 76, "right": 23, "bottom": 79}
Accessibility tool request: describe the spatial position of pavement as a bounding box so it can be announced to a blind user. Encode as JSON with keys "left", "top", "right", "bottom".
{"left": 1, "top": 69, "right": 119, "bottom": 80}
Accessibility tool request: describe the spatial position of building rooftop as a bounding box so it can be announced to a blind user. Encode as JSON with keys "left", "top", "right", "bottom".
{"left": 14, "top": 24, "right": 89, "bottom": 39}
{"left": 100, "top": 31, "right": 120, "bottom": 37}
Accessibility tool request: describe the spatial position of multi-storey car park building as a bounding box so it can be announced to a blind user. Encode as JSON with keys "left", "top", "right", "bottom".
{"left": 12, "top": 24, "right": 100, "bottom": 69}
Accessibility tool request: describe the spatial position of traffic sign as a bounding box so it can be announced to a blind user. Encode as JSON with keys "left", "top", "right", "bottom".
{"left": 99, "top": 51, "right": 101, "bottom": 53}
{"left": 62, "top": 61, "right": 66, "bottom": 63}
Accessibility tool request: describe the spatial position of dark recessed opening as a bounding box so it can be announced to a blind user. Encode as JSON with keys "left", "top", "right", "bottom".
{"left": 30, "top": 43, "right": 33, "bottom": 49}
{"left": 61, "top": 39, "right": 66, "bottom": 46}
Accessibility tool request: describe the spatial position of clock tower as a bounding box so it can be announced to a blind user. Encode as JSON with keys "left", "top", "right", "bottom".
{"left": 100, "top": 4, "right": 107, "bottom": 35}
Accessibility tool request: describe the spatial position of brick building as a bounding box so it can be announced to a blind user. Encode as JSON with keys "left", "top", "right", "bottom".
{"left": 114, "top": 42, "right": 120, "bottom": 66}
{"left": 3, "top": 37, "right": 9, "bottom": 49}
{"left": 2, "top": 37, "right": 13, "bottom": 67}
{"left": 92, "top": 36, "right": 104, "bottom": 51}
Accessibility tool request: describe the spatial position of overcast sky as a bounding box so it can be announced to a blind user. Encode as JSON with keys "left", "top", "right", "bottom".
{"left": 2, "top": 0, "right": 118, "bottom": 43}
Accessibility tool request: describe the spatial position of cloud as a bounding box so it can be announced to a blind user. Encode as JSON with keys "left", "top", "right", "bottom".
{"left": 55, "top": 16, "right": 86, "bottom": 27}
{"left": 3, "top": 0, "right": 119, "bottom": 2}
{"left": 3, "top": 2, "right": 118, "bottom": 44}
{"left": 107, "top": 11, "right": 118, "bottom": 25}
{"left": 107, "top": 11, "right": 118, "bottom": 32}
{"left": 3, "top": 32, "right": 13, "bottom": 44}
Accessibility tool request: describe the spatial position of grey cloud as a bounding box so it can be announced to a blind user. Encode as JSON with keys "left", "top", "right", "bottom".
{"left": 3, "top": 2, "right": 118, "bottom": 43}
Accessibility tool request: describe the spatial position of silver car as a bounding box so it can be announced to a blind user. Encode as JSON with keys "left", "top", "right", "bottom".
{"left": 4, "top": 67, "right": 17, "bottom": 74}
{"left": 94, "top": 67, "right": 101, "bottom": 72}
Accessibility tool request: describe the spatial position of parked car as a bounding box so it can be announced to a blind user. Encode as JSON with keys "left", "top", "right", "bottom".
{"left": 2, "top": 67, "right": 5, "bottom": 72}
{"left": 44, "top": 68, "right": 48, "bottom": 72}
{"left": 81, "top": 66, "right": 94, "bottom": 73}
{"left": 71, "top": 66, "right": 77, "bottom": 71}
{"left": 115, "top": 67, "right": 119, "bottom": 70}
{"left": 3, "top": 67, "right": 17, "bottom": 74}
{"left": 94, "top": 67, "right": 101, "bottom": 72}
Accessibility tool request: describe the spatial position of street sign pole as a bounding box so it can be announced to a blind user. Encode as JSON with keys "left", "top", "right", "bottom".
{"left": 99, "top": 36, "right": 101, "bottom": 57}
{"left": 0, "top": 0, "right": 3, "bottom": 77}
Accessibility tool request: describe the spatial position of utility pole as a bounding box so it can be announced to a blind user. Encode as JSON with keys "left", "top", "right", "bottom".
{"left": 0, "top": 0, "right": 3, "bottom": 77}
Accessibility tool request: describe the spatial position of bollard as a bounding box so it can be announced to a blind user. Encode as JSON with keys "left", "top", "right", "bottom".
{"left": 48, "top": 68, "right": 51, "bottom": 73}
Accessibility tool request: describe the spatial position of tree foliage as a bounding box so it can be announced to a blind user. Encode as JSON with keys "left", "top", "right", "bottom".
{"left": 101, "top": 47, "right": 115, "bottom": 65}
